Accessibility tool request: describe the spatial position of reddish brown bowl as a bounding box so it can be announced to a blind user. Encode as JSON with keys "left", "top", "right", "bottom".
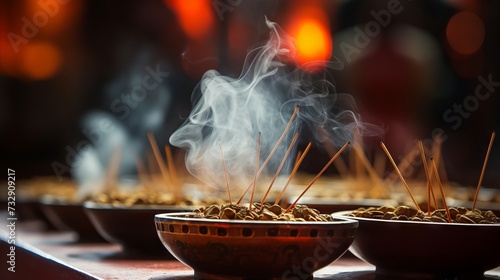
{"left": 84, "top": 202, "right": 196, "bottom": 255}
{"left": 155, "top": 212, "right": 358, "bottom": 280}
{"left": 333, "top": 211, "right": 500, "bottom": 279}
{"left": 41, "top": 201, "right": 106, "bottom": 242}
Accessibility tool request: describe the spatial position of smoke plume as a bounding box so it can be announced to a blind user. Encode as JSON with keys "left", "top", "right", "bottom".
{"left": 170, "top": 19, "right": 378, "bottom": 192}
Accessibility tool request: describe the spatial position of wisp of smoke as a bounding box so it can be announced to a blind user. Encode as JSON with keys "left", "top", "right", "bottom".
{"left": 170, "top": 19, "right": 380, "bottom": 191}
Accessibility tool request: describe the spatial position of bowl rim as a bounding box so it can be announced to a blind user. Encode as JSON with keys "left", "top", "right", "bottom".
{"left": 83, "top": 201, "right": 199, "bottom": 210}
{"left": 332, "top": 210, "right": 500, "bottom": 227}
{"left": 155, "top": 211, "right": 359, "bottom": 226}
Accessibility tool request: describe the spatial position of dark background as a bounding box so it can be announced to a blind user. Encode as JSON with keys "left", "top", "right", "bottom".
{"left": 1, "top": 0, "right": 499, "bottom": 189}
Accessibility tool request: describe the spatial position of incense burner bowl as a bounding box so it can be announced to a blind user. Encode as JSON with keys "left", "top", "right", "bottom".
{"left": 333, "top": 211, "right": 500, "bottom": 279}
{"left": 41, "top": 200, "right": 106, "bottom": 242}
{"left": 155, "top": 212, "right": 358, "bottom": 280}
{"left": 84, "top": 202, "right": 196, "bottom": 254}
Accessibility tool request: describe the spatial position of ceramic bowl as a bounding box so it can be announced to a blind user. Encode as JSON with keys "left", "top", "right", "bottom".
{"left": 155, "top": 212, "right": 358, "bottom": 280}
{"left": 333, "top": 210, "right": 500, "bottom": 279}
{"left": 40, "top": 201, "right": 106, "bottom": 242}
{"left": 84, "top": 202, "right": 196, "bottom": 254}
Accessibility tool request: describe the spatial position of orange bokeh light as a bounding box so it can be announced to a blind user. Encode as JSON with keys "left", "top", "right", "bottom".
{"left": 294, "top": 20, "right": 331, "bottom": 66}
{"left": 19, "top": 41, "right": 62, "bottom": 80}
{"left": 24, "top": 0, "right": 84, "bottom": 35}
{"left": 446, "top": 11, "right": 485, "bottom": 55}
{"left": 286, "top": 4, "right": 332, "bottom": 71}
{"left": 165, "top": 0, "right": 215, "bottom": 40}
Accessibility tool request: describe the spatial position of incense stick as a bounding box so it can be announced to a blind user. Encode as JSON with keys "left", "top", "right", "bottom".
{"left": 431, "top": 134, "right": 448, "bottom": 186}
{"left": 472, "top": 131, "right": 496, "bottom": 210}
{"left": 321, "top": 132, "right": 349, "bottom": 178}
{"left": 236, "top": 106, "right": 299, "bottom": 203}
{"left": 219, "top": 143, "right": 232, "bottom": 204}
{"left": 147, "top": 132, "right": 172, "bottom": 192}
{"left": 286, "top": 141, "right": 350, "bottom": 212}
{"left": 418, "top": 139, "right": 434, "bottom": 215}
{"left": 136, "top": 157, "right": 150, "bottom": 191}
{"left": 260, "top": 132, "right": 300, "bottom": 205}
{"left": 385, "top": 143, "right": 419, "bottom": 185}
{"left": 274, "top": 143, "right": 312, "bottom": 205}
{"left": 165, "top": 145, "right": 181, "bottom": 204}
{"left": 249, "top": 132, "right": 261, "bottom": 210}
{"left": 431, "top": 158, "right": 451, "bottom": 222}
{"left": 380, "top": 142, "right": 421, "bottom": 211}
{"left": 352, "top": 143, "right": 390, "bottom": 197}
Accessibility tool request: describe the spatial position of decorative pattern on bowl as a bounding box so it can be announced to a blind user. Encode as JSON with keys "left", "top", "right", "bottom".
{"left": 155, "top": 212, "right": 358, "bottom": 280}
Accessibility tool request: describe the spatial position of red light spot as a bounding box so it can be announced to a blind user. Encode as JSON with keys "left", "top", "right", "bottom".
{"left": 166, "top": 0, "right": 215, "bottom": 40}
{"left": 446, "top": 11, "right": 485, "bottom": 55}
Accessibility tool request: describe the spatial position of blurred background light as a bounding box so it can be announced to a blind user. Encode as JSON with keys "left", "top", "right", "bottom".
{"left": 19, "top": 41, "right": 62, "bottom": 80}
{"left": 286, "top": 2, "right": 332, "bottom": 71}
{"left": 446, "top": 11, "right": 485, "bottom": 55}
{"left": 165, "top": 0, "right": 215, "bottom": 40}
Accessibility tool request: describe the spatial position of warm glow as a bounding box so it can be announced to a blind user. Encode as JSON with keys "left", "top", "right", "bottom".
{"left": 20, "top": 41, "right": 62, "bottom": 80}
{"left": 166, "top": 0, "right": 215, "bottom": 40}
{"left": 286, "top": 3, "right": 332, "bottom": 71}
{"left": 446, "top": 11, "right": 485, "bottom": 55}
{"left": 295, "top": 20, "right": 331, "bottom": 65}
{"left": 25, "top": 0, "right": 84, "bottom": 35}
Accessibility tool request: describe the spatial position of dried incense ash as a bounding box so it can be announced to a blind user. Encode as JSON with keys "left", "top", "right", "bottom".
{"left": 348, "top": 205, "right": 500, "bottom": 224}
{"left": 186, "top": 203, "right": 334, "bottom": 222}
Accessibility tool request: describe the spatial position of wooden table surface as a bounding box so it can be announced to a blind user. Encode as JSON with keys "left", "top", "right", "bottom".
{"left": 1, "top": 216, "right": 500, "bottom": 280}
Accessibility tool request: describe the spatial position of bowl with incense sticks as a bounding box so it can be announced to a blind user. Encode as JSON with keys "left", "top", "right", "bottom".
{"left": 17, "top": 177, "right": 77, "bottom": 230}
{"left": 41, "top": 197, "right": 107, "bottom": 242}
{"left": 333, "top": 206, "right": 500, "bottom": 279}
{"left": 83, "top": 189, "right": 222, "bottom": 254}
{"left": 155, "top": 203, "right": 358, "bottom": 280}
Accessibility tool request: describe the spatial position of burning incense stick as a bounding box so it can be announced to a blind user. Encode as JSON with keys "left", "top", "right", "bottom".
{"left": 249, "top": 132, "right": 261, "bottom": 210}
{"left": 431, "top": 134, "right": 448, "bottom": 186}
{"left": 165, "top": 146, "right": 180, "bottom": 187}
{"left": 352, "top": 143, "right": 390, "bottom": 197}
{"left": 165, "top": 145, "right": 181, "bottom": 203}
{"left": 136, "top": 157, "right": 150, "bottom": 190}
{"left": 321, "top": 129, "right": 349, "bottom": 178}
{"left": 380, "top": 142, "right": 421, "bottom": 211}
{"left": 274, "top": 143, "right": 312, "bottom": 205}
{"left": 385, "top": 143, "right": 419, "bottom": 185}
{"left": 260, "top": 132, "right": 299, "bottom": 205}
{"left": 147, "top": 132, "right": 173, "bottom": 192}
{"left": 431, "top": 158, "right": 451, "bottom": 222}
{"left": 236, "top": 106, "right": 299, "bottom": 203}
{"left": 219, "top": 143, "right": 232, "bottom": 204}
{"left": 418, "top": 139, "right": 435, "bottom": 215}
{"left": 286, "top": 141, "right": 350, "bottom": 212}
{"left": 472, "top": 131, "right": 496, "bottom": 210}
